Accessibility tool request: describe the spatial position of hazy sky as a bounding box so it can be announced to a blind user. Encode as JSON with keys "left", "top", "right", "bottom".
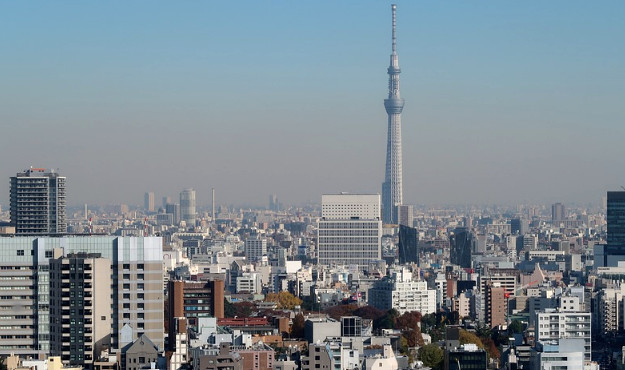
{"left": 1, "top": 1, "right": 623, "bottom": 208}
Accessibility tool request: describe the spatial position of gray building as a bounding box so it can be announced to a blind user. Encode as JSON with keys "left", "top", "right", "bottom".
{"left": 10, "top": 168, "right": 66, "bottom": 235}
{"left": 0, "top": 236, "right": 164, "bottom": 360}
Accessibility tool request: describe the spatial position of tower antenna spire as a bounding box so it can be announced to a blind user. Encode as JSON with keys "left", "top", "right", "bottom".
{"left": 392, "top": 4, "right": 397, "bottom": 54}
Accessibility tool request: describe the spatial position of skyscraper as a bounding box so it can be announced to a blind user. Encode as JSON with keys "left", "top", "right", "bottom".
{"left": 180, "top": 188, "right": 196, "bottom": 227}
{"left": 144, "top": 191, "right": 155, "bottom": 212}
{"left": 10, "top": 168, "right": 66, "bottom": 235}
{"left": 382, "top": 4, "right": 405, "bottom": 224}
{"left": 450, "top": 227, "right": 475, "bottom": 268}
{"left": 607, "top": 191, "right": 625, "bottom": 252}
{"left": 398, "top": 224, "right": 419, "bottom": 265}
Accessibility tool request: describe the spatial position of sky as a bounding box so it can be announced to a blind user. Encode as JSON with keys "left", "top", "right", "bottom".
{"left": 1, "top": 1, "right": 624, "bottom": 208}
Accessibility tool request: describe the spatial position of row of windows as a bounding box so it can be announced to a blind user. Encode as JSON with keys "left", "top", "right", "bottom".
{"left": 318, "top": 230, "right": 379, "bottom": 236}
{"left": 318, "top": 222, "right": 380, "bottom": 229}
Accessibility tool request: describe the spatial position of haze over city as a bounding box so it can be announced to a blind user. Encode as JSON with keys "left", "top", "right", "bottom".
{"left": 1, "top": 1, "right": 623, "bottom": 207}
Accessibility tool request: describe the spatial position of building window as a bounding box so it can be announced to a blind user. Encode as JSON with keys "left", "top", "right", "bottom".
{"left": 17, "top": 250, "right": 24, "bottom": 256}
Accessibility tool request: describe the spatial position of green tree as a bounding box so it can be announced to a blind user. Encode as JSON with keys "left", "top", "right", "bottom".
{"left": 224, "top": 298, "right": 235, "bottom": 317}
{"left": 418, "top": 344, "right": 444, "bottom": 370}
{"left": 508, "top": 319, "right": 523, "bottom": 334}
{"left": 373, "top": 309, "right": 398, "bottom": 331}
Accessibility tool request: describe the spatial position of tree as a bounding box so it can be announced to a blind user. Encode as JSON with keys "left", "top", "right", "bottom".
{"left": 396, "top": 311, "right": 424, "bottom": 347}
{"left": 324, "top": 304, "right": 358, "bottom": 320}
{"left": 265, "top": 291, "right": 303, "bottom": 310}
{"left": 459, "top": 329, "right": 485, "bottom": 350}
{"left": 508, "top": 319, "right": 523, "bottom": 334}
{"left": 224, "top": 298, "right": 236, "bottom": 318}
{"left": 291, "top": 313, "right": 306, "bottom": 339}
{"left": 421, "top": 313, "right": 437, "bottom": 332}
{"left": 353, "top": 305, "right": 386, "bottom": 321}
{"left": 231, "top": 301, "right": 256, "bottom": 317}
{"left": 418, "top": 344, "right": 444, "bottom": 370}
{"left": 373, "top": 309, "right": 398, "bottom": 331}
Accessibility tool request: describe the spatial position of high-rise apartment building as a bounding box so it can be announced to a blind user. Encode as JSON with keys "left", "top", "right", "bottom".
{"left": 49, "top": 253, "right": 112, "bottom": 366}
{"left": 10, "top": 168, "right": 66, "bottom": 235}
{"left": 180, "top": 188, "right": 196, "bottom": 227}
{"left": 317, "top": 194, "right": 382, "bottom": 268}
{"left": 382, "top": 4, "right": 405, "bottom": 224}
{"left": 484, "top": 282, "right": 506, "bottom": 329}
{"left": 144, "top": 192, "right": 155, "bottom": 212}
{"left": 0, "top": 236, "right": 163, "bottom": 361}
{"left": 244, "top": 236, "right": 267, "bottom": 262}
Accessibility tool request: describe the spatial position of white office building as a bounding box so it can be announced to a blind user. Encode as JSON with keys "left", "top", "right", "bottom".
{"left": 317, "top": 194, "right": 382, "bottom": 268}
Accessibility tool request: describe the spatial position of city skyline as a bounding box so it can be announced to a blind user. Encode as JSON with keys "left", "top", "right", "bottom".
{"left": 1, "top": 1, "right": 624, "bottom": 208}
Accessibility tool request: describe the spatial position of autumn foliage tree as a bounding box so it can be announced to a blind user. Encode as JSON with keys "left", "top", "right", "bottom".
{"left": 264, "top": 291, "right": 303, "bottom": 310}
{"left": 396, "top": 311, "right": 424, "bottom": 347}
{"left": 324, "top": 304, "right": 359, "bottom": 320}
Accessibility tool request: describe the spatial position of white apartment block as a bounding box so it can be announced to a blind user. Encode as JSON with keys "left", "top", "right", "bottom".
{"left": 369, "top": 268, "right": 436, "bottom": 315}
{"left": 534, "top": 309, "right": 591, "bottom": 361}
